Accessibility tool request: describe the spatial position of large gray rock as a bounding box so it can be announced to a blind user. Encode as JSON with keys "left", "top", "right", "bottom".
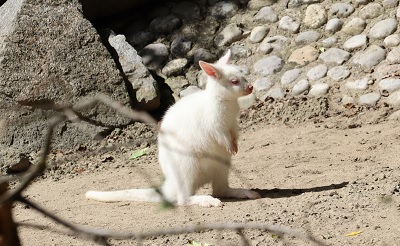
{"left": 0, "top": 0, "right": 132, "bottom": 166}
{"left": 108, "top": 34, "right": 160, "bottom": 111}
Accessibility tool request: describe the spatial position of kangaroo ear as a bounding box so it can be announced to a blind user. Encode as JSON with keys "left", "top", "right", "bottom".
{"left": 199, "top": 61, "right": 220, "bottom": 79}
{"left": 216, "top": 49, "right": 231, "bottom": 65}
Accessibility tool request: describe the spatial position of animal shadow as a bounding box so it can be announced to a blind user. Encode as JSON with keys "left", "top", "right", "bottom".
{"left": 252, "top": 181, "right": 349, "bottom": 199}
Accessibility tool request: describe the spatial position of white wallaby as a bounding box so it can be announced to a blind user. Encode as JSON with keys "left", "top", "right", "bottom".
{"left": 85, "top": 50, "right": 261, "bottom": 207}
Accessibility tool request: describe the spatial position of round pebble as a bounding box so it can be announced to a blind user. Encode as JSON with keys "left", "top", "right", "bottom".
{"left": 161, "top": 58, "right": 188, "bottom": 77}
{"left": 279, "top": 16, "right": 300, "bottom": 33}
{"left": 358, "top": 93, "right": 381, "bottom": 106}
{"left": 384, "top": 34, "right": 400, "bottom": 47}
{"left": 346, "top": 77, "right": 369, "bottom": 91}
{"left": 327, "top": 66, "right": 351, "bottom": 81}
{"left": 307, "top": 64, "right": 328, "bottom": 81}
{"left": 352, "top": 45, "right": 386, "bottom": 69}
{"left": 331, "top": 3, "right": 355, "bottom": 17}
{"left": 139, "top": 43, "right": 169, "bottom": 70}
{"left": 214, "top": 23, "right": 243, "bottom": 47}
{"left": 253, "top": 77, "right": 274, "bottom": 91}
{"left": 387, "top": 47, "right": 400, "bottom": 64}
{"left": 292, "top": 79, "right": 310, "bottom": 96}
{"left": 319, "top": 48, "right": 351, "bottom": 65}
{"left": 288, "top": 45, "right": 319, "bottom": 66}
{"left": 258, "top": 35, "right": 287, "bottom": 54}
{"left": 325, "top": 18, "right": 343, "bottom": 33}
{"left": 281, "top": 68, "right": 301, "bottom": 85}
{"left": 261, "top": 87, "right": 285, "bottom": 100}
{"left": 303, "top": 4, "right": 327, "bottom": 28}
{"left": 253, "top": 56, "right": 284, "bottom": 75}
{"left": 342, "top": 18, "right": 366, "bottom": 35}
{"left": 359, "top": 3, "right": 384, "bottom": 19}
{"left": 295, "top": 31, "right": 321, "bottom": 44}
{"left": 254, "top": 6, "right": 279, "bottom": 23}
{"left": 210, "top": 1, "right": 239, "bottom": 19}
{"left": 309, "top": 83, "right": 330, "bottom": 97}
{"left": 368, "top": 18, "right": 398, "bottom": 40}
{"left": 250, "top": 26, "right": 270, "bottom": 43}
{"left": 150, "top": 15, "right": 182, "bottom": 34}
{"left": 387, "top": 90, "right": 400, "bottom": 105}
{"left": 378, "top": 78, "right": 400, "bottom": 93}
{"left": 171, "top": 36, "right": 192, "bottom": 57}
{"left": 343, "top": 34, "right": 367, "bottom": 51}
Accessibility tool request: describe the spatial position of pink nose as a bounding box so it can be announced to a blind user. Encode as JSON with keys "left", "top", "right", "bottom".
{"left": 247, "top": 84, "right": 253, "bottom": 91}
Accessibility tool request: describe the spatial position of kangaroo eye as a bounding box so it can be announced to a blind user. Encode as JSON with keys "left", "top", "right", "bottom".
{"left": 230, "top": 78, "right": 239, "bottom": 85}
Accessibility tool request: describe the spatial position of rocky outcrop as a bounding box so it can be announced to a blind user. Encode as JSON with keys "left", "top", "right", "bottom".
{"left": 0, "top": 0, "right": 132, "bottom": 166}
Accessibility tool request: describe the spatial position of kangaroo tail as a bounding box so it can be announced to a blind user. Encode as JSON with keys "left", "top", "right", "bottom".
{"left": 85, "top": 188, "right": 162, "bottom": 203}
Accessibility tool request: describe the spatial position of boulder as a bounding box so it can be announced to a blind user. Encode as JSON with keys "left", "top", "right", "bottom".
{"left": 0, "top": 0, "right": 132, "bottom": 166}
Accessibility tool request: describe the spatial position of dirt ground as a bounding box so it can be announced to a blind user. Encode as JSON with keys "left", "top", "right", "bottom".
{"left": 10, "top": 104, "right": 400, "bottom": 246}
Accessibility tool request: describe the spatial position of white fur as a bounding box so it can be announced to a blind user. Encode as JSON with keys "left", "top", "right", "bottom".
{"left": 85, "top": 50, "right": 261, "bottom": 207}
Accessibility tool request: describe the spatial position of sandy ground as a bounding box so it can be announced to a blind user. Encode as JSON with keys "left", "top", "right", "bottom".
{"left": 10, "top": 115, "right": 400, "bottom": 246}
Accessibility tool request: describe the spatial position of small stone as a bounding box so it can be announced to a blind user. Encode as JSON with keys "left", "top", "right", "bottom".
{"left": 165, "top": 76, "right": 190, "bottom": 91}
{"left": 327, "top": 66, "right": 351, "bottom": 81}
{"left": 319, "top": 48, "right": 351, "bottom": 65}
{"left": 322, "top": 37, "right": 338, "bottom": 48}
{"left": 358, "top": 93, "right": 381, "bottom": 106}
{"left": 331, "top": 3, "right": 355, "bottom": 17}
{"left": 295, "top": 31, "right": 321, "bottom": 44}
{"left": 303, "top": 4, "right": 327, "bottom": 28}
{"left": 388, "top": 110, "right": 400, "bottom": 120}
{"left": 352, "top": 45, "right": 386, "bottom": 70}
{"left": 253, "top": 56, "right": 284, "bottom": 75}
{"left": 281, "top": 68, "right": 301, "bottom": 85}
{"left": 374, "top": 64, "right": 400, "bottom": 80}
{"left": 342, "top": 95, "right": 355, "bottom": 105}
{"left": 309, "top": 83, "right": 330, "bottom": 97}
{"left": 359, "top": 3, "right": 384, "bottom": 19}
{"left": 342, "top": 18, "right": 366, "bottom": 35}
{"left": 249, "top": 26, "right": 269, "bottom": 43}
{"left": 261, "top": 87, "right": 285, "bottom": 100}
{"left": 279, "top": 16, "right": 300, "bottom": 33}
{"left": 230, "top": 44, "right": 252, "bottom": 58}
{"left": 149, "top": 15, "right": 182, "bottom": 34}
{"left": 253, "top": 77, "right": 274, "bottom": 91}
{"left": 161, "top": 58, "right": 188, "bottom": 77}
{"left": 214, "top": 23, "right": 243, "bottom": 47}
{"left": 193, "top": 48, "right": 217, "bottom": 66}
{"left": 307, "top": 64, "right": 328, "bottom": 81}
{"left": 139, "top": 43, "right": 169, "bottom": 70}
{"left": 383, "top": 0, "right": 399, "bottom": 8}
{"left": 346, "top": 77, "right": 369, "bottom": 91}
{"left": 171, "top": 36, "right": 192, "bottom": 58}
{"left": 384, "top": 34, "right": 400, "bottom": 47}
{"left": 292, "top": 79, "right": 310, "bottom": 95}
{"left": 210, "top": 1, "right": 239, "bottom": 19}
{"left": 247, "top": 0, "right": 277, "bottom": 10}
{"left": 325, "top": 18, "right": 343, "bottom": 33}
{"left": 388, "top": 90, "right": 400, "bottom": 105}
{"left": 368, "top": 18, "right": 398, "bottom": 40}
{"left": 343, "top": 34, "right": 367, "bottom": 51}
{"left": 288, "top": 45, "right": 319, "bottom": 66}
{"left": 387, "top": 47, "right": 400, "bottom": 64}
{"left": 254, "top": 6, "right": 279, "bottom": 23}
{"left": 378, "top": 78, "right": 400, "bottom": 93}
{"left": 258, "top": 35, "right": 288, "bottom": 54}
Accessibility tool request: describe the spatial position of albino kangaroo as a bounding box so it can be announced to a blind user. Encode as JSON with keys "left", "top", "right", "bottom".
{"left": 85, "top": 50, "right": 261, "bottom": 207}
